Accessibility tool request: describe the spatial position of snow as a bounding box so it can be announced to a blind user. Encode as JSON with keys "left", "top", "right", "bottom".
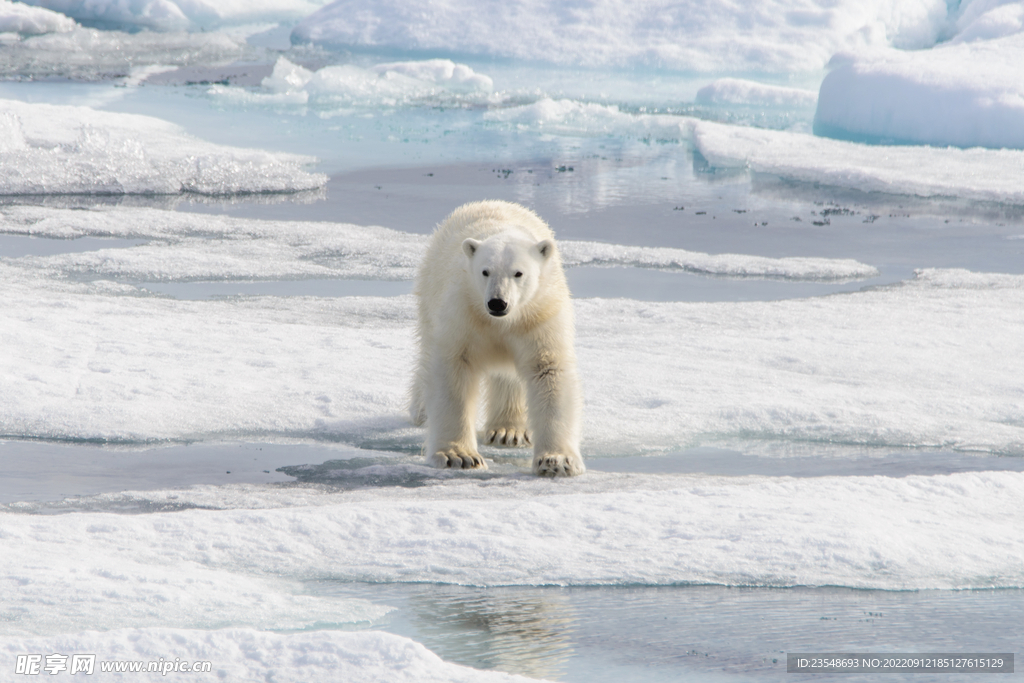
{"left": 695, "top": 78, "right": 817, "bottom": 109}
{"left": 0, "top": 100, "right": 326, "bottom": 195}
{"left": 291, "top": 0, "right": 953, "bottom": 73}
{"left": 691, "top": 118, "right": 1024, "bottom": 203}
{"left": 0, "top": 629, "right": 542, "bottom": 682}
{"left": 813, "top": 32, "right": 1024, "bottom": 149}
{"left": 18, "top": 0, "right": 333, "bottom": 32}
{"left": 0, "top": 0, "right": 75, "bottom": 35}
{"left": 212, "top": 56, "right": 495, "bottom": 108}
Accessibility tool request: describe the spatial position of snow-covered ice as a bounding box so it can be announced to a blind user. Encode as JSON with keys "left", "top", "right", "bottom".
{"left": 691, "top": 118, "right": 1024, "bottom": 203}
{"left": 0, "top": 208, "right": 1019, "bottom": 456}
{"left": 292, "top": 0, "right": 952, "bottom": 73}
{"left": 0, "top": 205, "right": 879, "bottom": 283}
{"left": 0, "top": 100, "right": 326, "bottom": 195}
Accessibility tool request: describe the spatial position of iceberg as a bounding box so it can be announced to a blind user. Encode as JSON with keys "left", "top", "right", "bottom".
{"left": 18, "top": 0, "right": 334, "bottom": 32}
{"left": 291, "top": 0, "right": 952, "bottom": 73}
{"left": 0, "top": 100, "right": 326, "bottom": 195}
{"left": 695, "top": 78, "right": 817, "bottom": 109}
{"left": 0, "top": 0, "right": 75, "bottom": 35}
{"left": 814, "top": 33, "right": 1024, "bottom": 149}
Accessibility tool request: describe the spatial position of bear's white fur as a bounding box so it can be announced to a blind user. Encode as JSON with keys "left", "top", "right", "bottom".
{"left": 410, "top": 200, "right": 584, "bottom": 477}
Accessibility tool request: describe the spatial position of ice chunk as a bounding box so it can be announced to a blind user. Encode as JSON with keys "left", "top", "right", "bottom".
{"left": 215, "top": 56, "right": 495, "bottom": 108}
{"left": 813, "top": 33, "right": 1024, "bottom": 149}
{"left": 292, "top": 0, "right": 953, "bottom": 73}
{"left": 0, "top": 100, "right": 327, "bottom": 195}
{"left": 691, "top": 118, "right": 1024, "bottom": 204}
{"left": 19, "top": 0, "right": 334, "bottom": 32}
{"left": 0, "top": 0, "right": 75, "bottom": 34}
{"left": 483, "top": 98, "right": 689, "bottom": 139}
{"left": 0, "top": 25, "right": 246, "bottom": 80}
{"left": 695, "top": 78, "right": 817, "bottom": 109}
{"left": 0, "top": 629, "right": 546, "bottom": 681}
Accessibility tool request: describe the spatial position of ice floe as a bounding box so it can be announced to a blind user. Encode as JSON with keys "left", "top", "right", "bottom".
{"left": 0, "top": 207, "right": 1020, "bottom": 456}
{"left": 0, "top": 205, "right": 879, "bottom": 283}
{"left": 292, "top": 0, "right": 953, "bottom": 73}
{"left": 210, "top": 56, "right": 495, "bottom": 109}
{"left": 691, "top": 118, "right": 1024, "bottom": 203}
{"left": 1, "top": 470, "right": 1022, "bottom": 598}
{"left": 0, "top": 629, "right": 541, "bottom": 681}
{"left": 0, "top": 100, "right": 326, "bottom": 195}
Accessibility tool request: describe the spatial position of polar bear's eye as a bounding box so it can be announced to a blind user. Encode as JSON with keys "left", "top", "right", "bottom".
{"left": 482, "top": 270, "right": 489, "bottom": 277}
{"left": 515, "top": 271, "right": 523, "bottom": 278}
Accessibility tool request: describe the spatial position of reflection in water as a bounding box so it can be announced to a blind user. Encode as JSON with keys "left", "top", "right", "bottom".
{"left": 405, "top": 585, "right": 576, "bottom": 680}
{"left": 311, "top": 582, "right": 1024, "bottom": 683}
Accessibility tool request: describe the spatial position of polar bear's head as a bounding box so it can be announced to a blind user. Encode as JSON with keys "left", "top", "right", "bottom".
{"left": 462, "top": 231, "right": 554, "bottom": 319}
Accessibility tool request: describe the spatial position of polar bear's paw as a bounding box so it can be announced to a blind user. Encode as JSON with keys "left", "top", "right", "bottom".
{"left": 429, "top": 447, "right": 488, "bottom": 470}
{"left": 533, "top": 452, "right": 585, "bottom": 478}
{"left": 485, "top": 426, "right": 531, "bottom": 447}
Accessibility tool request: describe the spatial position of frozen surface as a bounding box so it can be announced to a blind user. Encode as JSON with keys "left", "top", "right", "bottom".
{"left": 814, "top": 33, "right": 1024, "bottom": 149}
{"left": 0, "top": 99, "right": 326, "bottom": 195}
{"left": 292, "top": 0, "right": 952, "bottom": 73}
{"left": 692, "top": 118, "right": 1024, "bottom": 203}
{"left": 0, "top": 0, "right": 74, "bottom": 35}
{"left": 19, "top": 0, "right": 332, "bottom": 32}
{"left": 0, "top": 628, "right": 542, "bottom": 682}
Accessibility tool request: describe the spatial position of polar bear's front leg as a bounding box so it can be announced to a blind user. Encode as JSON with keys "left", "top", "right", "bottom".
{"left": 484, "top": 371, "right": 530, "bottom": 447}
{"left": 425, "top": 352, "right": 488, "bottom": 470}
{"left": 523, "top": 347, "right": 585, "bottom": 477}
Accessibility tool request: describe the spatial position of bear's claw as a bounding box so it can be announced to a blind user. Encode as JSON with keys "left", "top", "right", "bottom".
{"left": 430, "top": 448, "right": 488, "bottom": 470}
{"left": 485, "top": 427, "right": 531, "bottom": 447}
{"left": 534, "top": 452, "right": 585, "bottom": 478}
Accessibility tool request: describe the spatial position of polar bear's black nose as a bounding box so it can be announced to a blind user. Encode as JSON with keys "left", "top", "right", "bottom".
{"left": 487, "top": 298, "right": 508, "bottom": 316}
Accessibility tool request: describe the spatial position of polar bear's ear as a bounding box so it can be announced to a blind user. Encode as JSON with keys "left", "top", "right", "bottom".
{"left": 535, "top": 239, "right": 554, "bottom": 260}
{"left": 462, "top": 238, "right": 480, "bottom": 259}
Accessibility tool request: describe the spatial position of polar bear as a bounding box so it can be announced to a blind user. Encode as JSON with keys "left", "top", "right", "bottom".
{"left": 410, "top": 200, "right": 584, "bottom": 477}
